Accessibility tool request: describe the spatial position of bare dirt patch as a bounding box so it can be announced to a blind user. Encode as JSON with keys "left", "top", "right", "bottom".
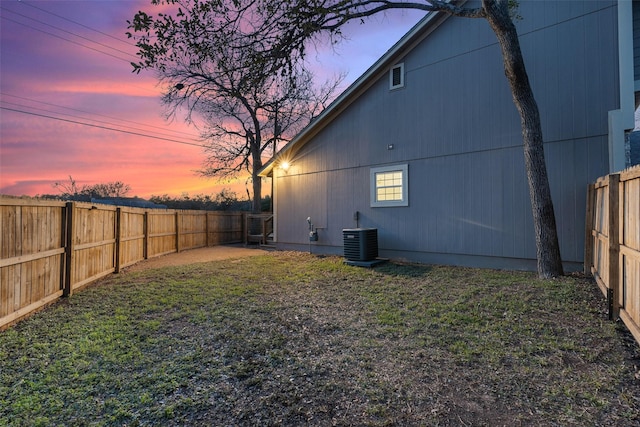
{"left": 124, "top": 244, "right": 267, "bottom": 272}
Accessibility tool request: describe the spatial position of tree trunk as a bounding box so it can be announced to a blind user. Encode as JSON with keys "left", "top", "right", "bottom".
{"left": 484, "top": 1, "right": 564, "bottom": 278}
{"left": 252, "top": 146, "right": 263, "bottom": 213}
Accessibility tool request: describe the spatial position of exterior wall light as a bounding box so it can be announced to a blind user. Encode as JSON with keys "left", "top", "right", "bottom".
{"left": 280, "top": 160, "right": 290, "bottom": 171}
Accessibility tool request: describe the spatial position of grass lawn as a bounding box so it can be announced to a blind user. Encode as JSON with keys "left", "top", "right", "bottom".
{"left": 1, "top": 251, "right": 639, "bottom": 426}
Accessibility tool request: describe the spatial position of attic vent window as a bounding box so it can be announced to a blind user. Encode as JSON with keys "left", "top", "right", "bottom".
{"left": 390, "top": 63, "right": 404, "bottom": 90}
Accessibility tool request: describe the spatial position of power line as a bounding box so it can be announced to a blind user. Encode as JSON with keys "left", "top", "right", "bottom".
{"left": 0, "top": 92, "right": 202, "bottom": 140}
{"left": 0, "top": 15, "right": 134, "bottom": 64}
{"left": 2, "top": 3, "right": 158, "bottom": 96}
{"left": 1, "top": 99, "right": 203, "bottom": 144}
{"left": 0, "top": 4, "right": 177, "bottom": 113}
{"left": 1, "top": 106, "right": 207, "bottom": 149}
{"left": 0, "top": 6, "right": 138, "bottom": 61}
{"left": 17, "top": 0, "right": 137, "bottom": 48}
{"left": 0, "top": 3, "right": 206, "bottom": 148}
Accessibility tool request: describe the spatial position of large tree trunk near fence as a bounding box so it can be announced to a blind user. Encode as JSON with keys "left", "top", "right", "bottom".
{"left": 484, "top": 1, "right": 564, "bottom": 278}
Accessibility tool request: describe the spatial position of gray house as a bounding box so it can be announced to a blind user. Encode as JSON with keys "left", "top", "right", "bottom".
{"left": 259, "top": 0, "right": 638, "bottom": 272}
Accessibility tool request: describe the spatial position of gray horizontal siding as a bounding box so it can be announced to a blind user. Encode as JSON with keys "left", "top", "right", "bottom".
{"left": 278, "top": 138, "right": 606, "bottom": 266}
{"left": 274, "top": 0, "right": 617, "bottom": 269}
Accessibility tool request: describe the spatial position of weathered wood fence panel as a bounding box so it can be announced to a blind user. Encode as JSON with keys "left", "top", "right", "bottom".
{"left": 619, "top": 169, "right": 640, "bottom": 344}
{"left": 1, "top": 200, "right": 66, "bottom": 327}
{"left": 586, "top": 165, "right": 640, "bottom": 345}
{"left": 178, "top": 211, "right": 208, "bottom": 252}
{"left": 71, "top": 203, "right": 117, "bottom": 292}
{"left": 147, "top": 211, "right": 178, "bottom": 259}
{"left": 0, "top": 198, "right": 247, "bottom": 329}
{"left": 587, "top": 176, "right": 614, "bottom": 299}
{"left": 208, "top": 212, "right": 244, "bottom": 245}
{"left": 117, "top": 207, "right": 146, "bottom": 271}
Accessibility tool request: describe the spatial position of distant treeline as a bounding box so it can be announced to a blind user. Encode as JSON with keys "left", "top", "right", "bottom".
{"left": 149, "top": 190, "right": 272, "bottom": 212}
{"left": 30, "top": 188, "right": 271, "bottom": 212}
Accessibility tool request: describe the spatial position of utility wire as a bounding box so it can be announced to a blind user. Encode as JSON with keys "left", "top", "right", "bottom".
{"left": 0, "top": 6, "right": 139, "bottom": 60}
{"left": 17, "top": 0, "right": 137, "bottom": 48}
{"left": 0, "top": 15, "right": 134, "bottom": 64}
{"left": 1, "top": 92, "right": 201, "bottom": 140}
{"left": 1, "top": 100, "right": 203, "bottom": 144}
{"left": 1, "top": 3, "right": 205, "bottom": 148}
{"left": 0, "top": 5, "right": 177, "bottom": 115}
{"left": 1, "top": 106, "right": 207, "bottom": 149}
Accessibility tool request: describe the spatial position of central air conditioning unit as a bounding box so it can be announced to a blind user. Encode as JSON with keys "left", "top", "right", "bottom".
{"left": 343, "top": 228, "right": 378, "bottom": 262}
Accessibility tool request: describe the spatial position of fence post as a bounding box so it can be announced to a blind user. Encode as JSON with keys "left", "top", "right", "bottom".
{"left": 584, "top": 183, "right": 595, "bottom": 275}
{"left": 617, "top": 172, "right": 627, "bottom": 319}
{"left": 608, "top": 174, "right": 620, "bottom": 320}
{"left": 175, "top": 211, "right": 181, "bottom": 253}
{"left": 241, "top": 212, "right": 246, "bottom": 244}
{"left": 144, "top": 211, "right": 149, "bottom": 260}
{"left": 206, "top": 212, "right": 210, "bottom": 247}
{"left": 114, "top": 207, "right": 122, "bottom": 273}
{"left": 63, "top": 202, "right": 75, "bottom": 297}
{"left": 243, "top": 213, "right": 248, "bottom": 245}
{"left": 59, "top": 203, "right": 67, "bottom": 293}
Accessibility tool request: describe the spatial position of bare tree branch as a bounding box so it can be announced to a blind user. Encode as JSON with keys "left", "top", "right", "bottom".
{"left": 128, "top": 0, "right": 343, "bottom": 211}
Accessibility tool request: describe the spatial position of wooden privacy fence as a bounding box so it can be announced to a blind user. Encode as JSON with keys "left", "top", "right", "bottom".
{"left": 0, "top": 198, "right": 245, "bottom": 329}
{"left": 585, "top": 165, "right": 640, "bottom": 345}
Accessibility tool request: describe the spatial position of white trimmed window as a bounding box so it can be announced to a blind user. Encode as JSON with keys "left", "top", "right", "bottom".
{"left": 389, "top": 63, "right": 405, "bottom": 90}
{"left": 370, "top": 164, "right": 409, "bottom": 207}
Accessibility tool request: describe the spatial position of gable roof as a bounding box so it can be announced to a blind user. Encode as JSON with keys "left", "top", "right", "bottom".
{"left": 258, "top": 8, "right": 454, "bottom": 177}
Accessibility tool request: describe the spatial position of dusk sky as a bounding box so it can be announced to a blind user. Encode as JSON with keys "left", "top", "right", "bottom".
{"left": 0, "top": 0, "right": 424, "bottom": 199}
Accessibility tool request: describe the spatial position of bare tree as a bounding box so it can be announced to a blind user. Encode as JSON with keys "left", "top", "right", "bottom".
{"left": 187, "top": 66, "right": 342, "bottom": 209}
{"left": 127, "top": 0, "right": 342, "bottom": 212}
{"left": 87, "top": 181, "right": 131, "bottom": 198}
{"left": 53, "top": 176, "right": 131, "bottom": 199}
{"left": 52, "top": 175, "right": 83, "bottom": 199}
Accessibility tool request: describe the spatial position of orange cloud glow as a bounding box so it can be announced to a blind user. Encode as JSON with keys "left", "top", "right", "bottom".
{"left": 0, "top": 0, "right": 422, "bottom": 202}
